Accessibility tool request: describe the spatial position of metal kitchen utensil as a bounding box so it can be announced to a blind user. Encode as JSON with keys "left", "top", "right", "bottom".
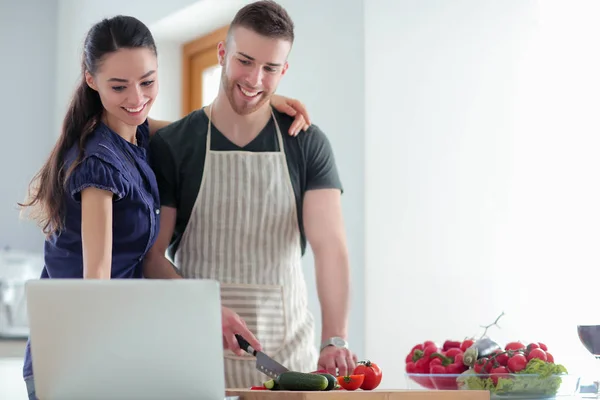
{"left": 235, "top": 334, "right": 289, "bottom": 379}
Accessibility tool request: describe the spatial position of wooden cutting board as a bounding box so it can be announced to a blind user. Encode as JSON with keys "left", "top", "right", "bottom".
{"left": 225, "top": 389, "right": 490, "bottom": 400}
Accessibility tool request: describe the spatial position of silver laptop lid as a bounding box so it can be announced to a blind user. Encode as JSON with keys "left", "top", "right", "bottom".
{"left": 26, "top": 279, "right": 225, "bottom": 400}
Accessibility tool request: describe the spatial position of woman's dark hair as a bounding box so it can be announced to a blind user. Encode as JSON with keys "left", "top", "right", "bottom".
{"left": 18, "top": 15, "right": 157, "bottom": 237}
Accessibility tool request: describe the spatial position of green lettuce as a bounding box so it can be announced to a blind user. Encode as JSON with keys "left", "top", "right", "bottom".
{"left": 457, "top": 359, "right": 568, "bottom": 397}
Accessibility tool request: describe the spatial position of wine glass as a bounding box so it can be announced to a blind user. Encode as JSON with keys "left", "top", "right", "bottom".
{"left": 577, "top": 325, "right": 600, "bottom": 397}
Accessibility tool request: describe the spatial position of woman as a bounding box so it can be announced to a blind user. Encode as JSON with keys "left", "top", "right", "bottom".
{"left": 18, "top": 15, "right": 311, "bottom": 400}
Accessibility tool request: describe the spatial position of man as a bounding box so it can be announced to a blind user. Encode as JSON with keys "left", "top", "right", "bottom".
{"left": 145, "top": 0, "right": 356, "bottom": 388}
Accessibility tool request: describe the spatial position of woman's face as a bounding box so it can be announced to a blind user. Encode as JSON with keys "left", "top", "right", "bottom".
{"left": 86, "top": 48, "right": 158, "bottom": 130}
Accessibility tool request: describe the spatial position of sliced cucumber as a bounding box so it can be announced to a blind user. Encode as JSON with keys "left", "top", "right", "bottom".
{"left": 263, "top": 379, "right": 280, "bottom": 390}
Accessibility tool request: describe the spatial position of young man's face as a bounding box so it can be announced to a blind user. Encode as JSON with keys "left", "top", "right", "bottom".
{"left": 218, "top": 26, "right": 291, "bottom": 115}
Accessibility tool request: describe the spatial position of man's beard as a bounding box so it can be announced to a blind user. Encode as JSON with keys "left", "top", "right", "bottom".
{"left": 221, "top": 67, "right": 271, "bottom": 115}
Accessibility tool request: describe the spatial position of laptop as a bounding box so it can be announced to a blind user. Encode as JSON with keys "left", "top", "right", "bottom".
{"left": 25, "top": 279, "right": 230, "bottom": 400}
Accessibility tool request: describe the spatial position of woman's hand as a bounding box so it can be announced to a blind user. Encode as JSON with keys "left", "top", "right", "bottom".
{"left": 270, "top": 95, "right": 312, "bottom": 136}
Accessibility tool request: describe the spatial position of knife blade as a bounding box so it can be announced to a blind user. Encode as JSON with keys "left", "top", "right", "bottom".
{"left": 235, "top": 334, "right": 289, "bottom": 379}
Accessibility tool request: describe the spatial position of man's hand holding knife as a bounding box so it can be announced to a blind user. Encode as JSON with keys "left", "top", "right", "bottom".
{"left": 221, "top": 306, "right": 262, "bottom": 356}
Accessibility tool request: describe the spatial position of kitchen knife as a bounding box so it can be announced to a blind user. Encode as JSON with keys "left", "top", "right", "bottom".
{"left": 235, "top": 334, "right": 289, "bottom": 379}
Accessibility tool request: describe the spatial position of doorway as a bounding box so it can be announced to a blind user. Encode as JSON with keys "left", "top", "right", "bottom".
{"left": 181, "top": 25, "right": 229, "bottom": 116}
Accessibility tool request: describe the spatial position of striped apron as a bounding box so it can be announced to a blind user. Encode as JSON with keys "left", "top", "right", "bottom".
{"left": 173, "top": 106, "right": 318, "bottom": 388}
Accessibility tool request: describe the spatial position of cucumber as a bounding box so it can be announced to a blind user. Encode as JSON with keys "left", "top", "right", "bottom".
{"left": 275, "top": 371, "right": 329, "bottom": 391}
{"left": 316, "top": 373, "right": 337, "bottom": 391}
{"left": 263, "top": 379, "right": 280, "bottom": 390}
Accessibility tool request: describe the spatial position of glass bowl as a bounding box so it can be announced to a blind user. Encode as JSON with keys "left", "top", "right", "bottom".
{"left": 405, "top": 372, "right": 581, "bottom": 399}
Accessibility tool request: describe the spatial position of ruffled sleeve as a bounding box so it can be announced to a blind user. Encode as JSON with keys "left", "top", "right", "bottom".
{"left": 68, "top": 155, "right": 129, "bottom": 202}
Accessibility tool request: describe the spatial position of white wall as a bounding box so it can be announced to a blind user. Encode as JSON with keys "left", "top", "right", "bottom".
{"left": 275, "top": 0, "right": 365, "bottom": 359}
{"left": 366, "top": 0, "right": 600, "bottom": 389}
{"left": 0, "top": 0, "right": 58, "bottom": 253}
{"left": 56, "top": 0, "right": 366, "bottom": 360}
{"left": 150, "top": 38, "right": 182, "bottom": 121}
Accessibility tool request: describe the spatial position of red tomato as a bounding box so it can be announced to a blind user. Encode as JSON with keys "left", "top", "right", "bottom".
{"left": 538, "top": 342, "right": 548, "bottom": 351}
{"left": 474, "top": 357, "right": 491, "bottom": 374}
{"left": 527, "top": 348, "right": 547, "bottom": 362}
{"left": 493, "top": 350, "right": 509, "bottom": 366}
{"left": 546, "top": 352, "right": 554, "bottom": 363}
{"left": 505, "top": 341, "right": 526, "bottom": 351}
{"left": 527, "top": 343, "right": 540, "bottom": 351}
{"left": 353, "top": 360, "right": 382, "bottom": 390}
{"left": 460, "top": 339, "right": 475, "bottom": 352}
{"left": 507, "top": 354, "right": 527, "bottom": 372}
{"left": 337, "top": 374, "right": 365, "bottom": 391}
{"left": 490, "top": 366, "right": 509, "bottom": 385}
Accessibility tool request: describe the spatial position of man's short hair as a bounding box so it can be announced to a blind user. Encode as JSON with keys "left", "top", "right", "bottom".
{"left": 228, "top": 0, "right": 294, "bottom": 43}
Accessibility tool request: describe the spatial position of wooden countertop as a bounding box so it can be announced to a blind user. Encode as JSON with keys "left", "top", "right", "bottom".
{"left": 225, "top": 389, "right": 490, "bottom": 400}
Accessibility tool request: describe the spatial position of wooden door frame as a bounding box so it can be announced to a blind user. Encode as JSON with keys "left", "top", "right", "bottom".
{"left": 181, "top": 25, "right": 229, "bottom": 117}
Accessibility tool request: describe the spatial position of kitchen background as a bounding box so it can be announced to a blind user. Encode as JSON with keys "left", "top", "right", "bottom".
{"left": 2, "top": 0, "right": 600, "bottom": 397}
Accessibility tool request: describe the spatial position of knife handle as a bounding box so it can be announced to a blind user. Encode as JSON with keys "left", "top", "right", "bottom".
{"left": 235, "top": 334, "right": 256, "bottom": 356}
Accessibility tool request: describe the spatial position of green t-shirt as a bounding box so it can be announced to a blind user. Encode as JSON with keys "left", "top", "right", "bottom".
{"left": 148, "top": 107, "right": 343, "bottom": 260}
